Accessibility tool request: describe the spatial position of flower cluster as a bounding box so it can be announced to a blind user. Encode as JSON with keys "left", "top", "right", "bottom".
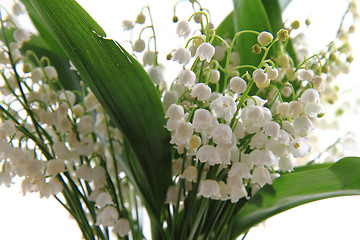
{"left": 0, "top": 3, "right": 131, "bottom": 238}
{"left": 154, "top": 2, "right": 357, "bottom": 204}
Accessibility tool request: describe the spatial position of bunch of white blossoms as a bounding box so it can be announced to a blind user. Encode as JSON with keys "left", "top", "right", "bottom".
{"left": 0, "top": 6, "right": 131, "bottom": 236}
{"left": 162, "top": 9, "right": 329, "bottom": 203}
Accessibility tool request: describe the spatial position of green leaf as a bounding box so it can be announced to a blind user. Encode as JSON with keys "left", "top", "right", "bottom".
{"left": 230, "top": 157, "right": 360, "bottom": 238}
{"left": 232, "top": 0, "right": 272, "bottom": 66}
{"left": 21, "top": 0, "right": 67, "bottom": 58}
{"left": 29, "top": 0, "right": 171, "bottom": 221}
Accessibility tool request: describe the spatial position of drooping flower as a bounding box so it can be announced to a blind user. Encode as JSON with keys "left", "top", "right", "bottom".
{"left": 210, "top": 95, "right": 236, "bottom": 122}
{"left": 177, "top": 69, "right": 196, "bottom": 87}
{"left": 230, "top": 76, "right": 247, "bottom": 94}
{"left": 191, "top": 83, "right": 211, "bottom": 101}
{"left": 176, "top": 20, "right": 191, "bottom": 38}
{"left": 195, "top": 42, "right": 215, "bottom": 62}
{"left": 113, "top": 219, "right": 131, "bottom": 237}
{"left": 196, "top": 145, "right": 221, "bottom": 165}
{"left": 199, "top": 179, "right": 221, "bottom": 198}
{"left": 172, "top": 48, "right": 192, "bottom": 66}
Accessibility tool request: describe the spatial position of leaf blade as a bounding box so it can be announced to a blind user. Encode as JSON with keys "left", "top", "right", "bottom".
{"left": 230, "top": 157, "right": 360, "bottom": 238}
{"left": 29, "top": 0, "right": 171, "bottom": 219}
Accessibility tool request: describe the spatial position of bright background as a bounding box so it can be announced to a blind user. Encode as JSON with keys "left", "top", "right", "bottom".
{"left": 0, "top": 0, "right": 360, "bottom": 239}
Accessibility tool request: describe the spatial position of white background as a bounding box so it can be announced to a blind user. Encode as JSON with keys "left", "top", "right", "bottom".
{"left": 1, "top": 0, "right": 360, "bottom": 239}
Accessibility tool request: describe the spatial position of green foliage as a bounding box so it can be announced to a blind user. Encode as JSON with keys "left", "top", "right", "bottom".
{"left": 230, "top": 157, "right": 360, "bottom": 238}
{"left": 29, "top": 0, "right": 172, "bottom": 227}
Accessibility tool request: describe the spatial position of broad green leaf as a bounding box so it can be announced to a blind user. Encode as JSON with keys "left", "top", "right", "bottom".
{"left": 21, "top": 0, "right": 67, "bottom": 58}
{"left": 29, "top": 0, "right": 171, "bottom": 221}
{"left": 232, "top": 0, "right": 272, "bottom": 66}
{"left": 230, "top": 157, "right": 360, "bottom": 238}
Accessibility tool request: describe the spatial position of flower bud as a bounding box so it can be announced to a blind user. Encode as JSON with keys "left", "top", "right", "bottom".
{"left": 252, "top": 44, "right": 262, "bottom": 54}
{"left": 133, "top": 39, "right": 145, "bottom": 52}
{"left": 257, "top": 31, "right": 273, "bottom": 46}
{"left": 277, "top": 29, "right": 289, "bottom": 42}
{"left": 253, "top": 68, "right": 268, "bottom": 84}
{"left": 230, "top": 76, "right": 247, "bottom": 94}
{"left": 136, "top": 13, "right": 146, "bottom": 24}
{"left": 207, "top": 69, "right": 220, "bottom": 84}
{"left": 267, "top": 67, "right": 279, "bottom": 80}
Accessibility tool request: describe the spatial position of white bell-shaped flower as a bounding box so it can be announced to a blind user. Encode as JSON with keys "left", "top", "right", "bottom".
{"left": 12, "top": 2, "right": 27, "bottom": 15}
{"left": 253, "top": 68, "right": 268, "bottom": 84}
{"left": 171, "top": 120, "right": 193, "bottom": 146}
{"left": 210, "top": 95, "right": 236, "bottom": 122}
{"left": 143, "top": 51, "right": 155, "bottom": 66}
{"left": 172, "top": 48, "right": 191, "bottom": 66}
{"left": 13, "top": 28, "right": 30, "bottom": 43}
{"left": 96, "top": 192, "right": 113, "bottom": 208}
{"left": 234, "top": 120, "right": 245, "bottom": 139}
{"left": 31, "top": 67, "right": 45, "bottom": 82}
{"left": 299, "top": 88, "right": 320, "bottom": 104}
{"left": 267, "top": 67, "right": 279, "bottom": 80}
{"left": 147, "top": 66, "right": 164, "bottom": 85}
{"left": 176, "top": 20, "right": 191, "bottom": 38}
{"left": 228, "top": 162, "right": 252, "bottom": 179}
{"left": 95, "top": 205, "right": 119, "bottom": 227}
{"left": 299, "top": 69, "right": 314, "bottom": 82}
{"left": 113, "top": 219, "right": 130, "bottom": 237}
{"left": 44, "top": 66, "right": 58, "bottom": 80}
{"left": 180, "top": 165, "right": 198, "bottom": 182}
{"left": 257, "top": 31, "right": 273, "bottom": 46}
{"left": 75, "top": 165, "right": 93, "bottom": 181}
{"left": 279, "top": 155, "right": 295, "bottom": 172}
{"left": 211, "top": 123, "right": 233, "bottom": 145}
{"left": 78, "top": 115, "right": 95, "bottom": 135}
{"left": 195, "top": 42, "right": 215, "bottom": 62}
{"left": 196, "top": 145, "right": 221, "bottom": 165}
{"left": 133, "top": 39, "right": 145, "bottom": 53}
{"left": 304, "top": 102, "right": 324, "bottom": 117}
{"left": 313, "top": 75, "right": 326, "bottom": 92}
{"left": 289, "top": 100, "right": 303, "bottom": 117}
{"left": 289, "top": 137, "right": 311, "bottom": 158}
{"left": 165, "top": 104, "right": 184, "bottom": 120}
{"left": 249, "top": 132, "right": 269, "bottom": 149}
{"left": 192, "top": 109, "right": 216, "bottom": 132}
{"left": 177, "top": 69, "right": 196, "bottom": 87}
{"left": 252, "top": 166, "right": 272, "bottom": 187}
{"left": 230, "top": 76, "right": 247, "bottom": 94}
{"left": 46, "top": 159, "right": 65, "bottom": 176}
{"left": 293, "top": 115, "right": 313, "bottom": 136}
{"left": 263, "top": 121, "right": 280, "bottom": 139}
{"left": 276, "top": 102, "right": 290, "bottom": 117}
{"left": 199, "top": 179, "right": 221, "bottom": 198}
{"left": 229, "top": 184, "right": 248, "bottom": 203}
{"left": 250, "top": 149, "right": 276, "bottom": 167}
{"left": 207, "top": 69, "right": 220, "bottom": 84}
{"left": 191, "top": 83, "right": 211, "bottom": 101}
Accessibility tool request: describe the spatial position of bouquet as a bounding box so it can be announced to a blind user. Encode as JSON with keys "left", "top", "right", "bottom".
{"left": 0, "top": 0, "right": 359, "bottom": 239}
